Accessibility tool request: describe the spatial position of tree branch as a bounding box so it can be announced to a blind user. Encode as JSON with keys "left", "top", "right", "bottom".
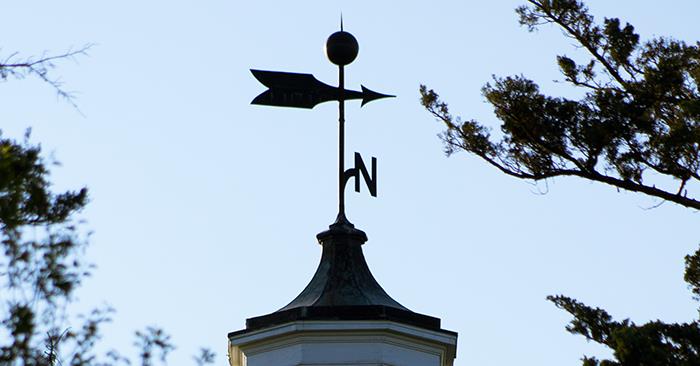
{"left": 0, "top": 44, "right": 94, "bottom": 109}
{"left": 527, "top": 0, "right": 630, "bottom": 88}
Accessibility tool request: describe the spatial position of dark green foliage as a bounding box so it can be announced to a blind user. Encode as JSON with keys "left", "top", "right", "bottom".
{"left": 0, "top": 132, "right": 95, "bottom": 366}
{"left": 685, "top": 250, "right": 700, "bottom": 302}
{"left": 135, "top": 327, "right": 176, "bottom": 366}
{"left": 1, "top": 56, "right": 214, "bottom": 366}
{"left": 0, "top": 136, "right": 216, "bottom": 366}
{"left": 421, "top": 0, "right": 700, "bottom": 210}
{"left": 193, "top": 348, "right": 216, "bottom": 366}
{"left": 0, "top": 132, "right": 145, "bottom": 366}
{"left": 421, "top": 1, "right": 700, "bottom": 364}
{"left": 548, "top": 295, "right": 700, "bottom": 365}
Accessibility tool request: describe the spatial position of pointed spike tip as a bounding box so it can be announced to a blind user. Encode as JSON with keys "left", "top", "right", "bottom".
{"left": 360, "top": 85, "right": 395, "bottom": 107}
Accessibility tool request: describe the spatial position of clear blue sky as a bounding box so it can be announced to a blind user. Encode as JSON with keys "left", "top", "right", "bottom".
{"left": 2, "top": 1, "right": 699, "bottom": 365}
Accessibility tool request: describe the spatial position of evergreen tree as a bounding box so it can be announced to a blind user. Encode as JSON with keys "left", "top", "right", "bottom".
{"left": 421, "top": 1, "right": 700, "bottom": 364}
{"left": 0, "top": 49, "right": 197, "bottom": 366}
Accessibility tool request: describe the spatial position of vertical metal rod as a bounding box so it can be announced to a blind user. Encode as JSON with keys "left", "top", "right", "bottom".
{"left": 338, "top": 65, "right": 346, "bottom": 221}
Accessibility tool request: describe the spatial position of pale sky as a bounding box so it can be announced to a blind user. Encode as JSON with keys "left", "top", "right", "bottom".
{"left": 1, "top": 1, "right": 699, "bottom": 365}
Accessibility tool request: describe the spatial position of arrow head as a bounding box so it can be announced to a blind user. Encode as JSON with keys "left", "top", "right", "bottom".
{"left": 360, "top": 85, "right": 395, "bottom": 107}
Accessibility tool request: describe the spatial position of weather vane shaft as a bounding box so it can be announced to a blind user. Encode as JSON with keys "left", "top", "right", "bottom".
{"left": 338, "top": 64, "right": 346, "bottom": 220}
{"left": 250, "top": 23, "right": 393, "bottom": 224}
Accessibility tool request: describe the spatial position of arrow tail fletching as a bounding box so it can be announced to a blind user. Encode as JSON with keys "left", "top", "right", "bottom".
{"left": 252, "top": 90, "right": 316, "bottom": 109}
{"left": 250, "top": 69, "right": 339, "bottom": 109}
{"left": 250, "top": 69, "right": 327, "bottom": 89}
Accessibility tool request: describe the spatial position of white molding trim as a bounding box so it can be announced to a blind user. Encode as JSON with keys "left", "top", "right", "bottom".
{"left": 228, "top": 320, "right": 457, "bottom": 366}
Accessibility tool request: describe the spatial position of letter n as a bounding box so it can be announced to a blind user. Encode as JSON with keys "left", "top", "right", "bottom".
{"left": 354, "top": 152, "right": 377, "bottom": 197}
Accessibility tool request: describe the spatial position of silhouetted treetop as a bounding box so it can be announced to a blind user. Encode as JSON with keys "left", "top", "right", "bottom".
{"left": 421, "top": 1, "right": 700, "bottom": 364}
{"left": 421, "top": 0, "right": 700, "bottom": 210}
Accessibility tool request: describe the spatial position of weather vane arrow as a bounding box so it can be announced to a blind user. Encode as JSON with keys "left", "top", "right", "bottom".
{"left": 250, "top": 69, "right": 393, "bottom": 109}
{"left": 250, "top": 20, "right": 393, "bottom": 225}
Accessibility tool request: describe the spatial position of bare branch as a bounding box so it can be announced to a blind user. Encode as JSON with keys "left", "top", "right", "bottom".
{"left": 0, "top": 44, "right": 94, "bottom": 110}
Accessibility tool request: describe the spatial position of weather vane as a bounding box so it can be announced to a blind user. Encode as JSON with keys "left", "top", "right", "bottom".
{"left": 251, "top": 20, "right": 394, "bottom": 224}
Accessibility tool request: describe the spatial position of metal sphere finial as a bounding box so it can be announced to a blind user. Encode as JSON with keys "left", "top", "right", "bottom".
{"left": 326, "top": 30, "right": 359, "bottom": 66}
